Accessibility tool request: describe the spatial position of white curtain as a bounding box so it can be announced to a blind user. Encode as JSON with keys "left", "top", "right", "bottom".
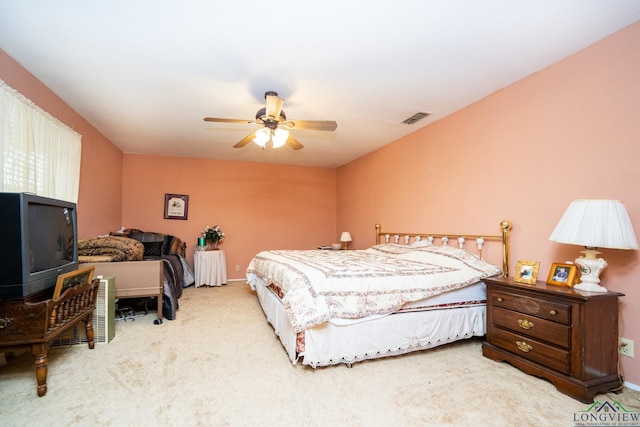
{"left": 0, "top": 79, "right": 81, "bottom": 203}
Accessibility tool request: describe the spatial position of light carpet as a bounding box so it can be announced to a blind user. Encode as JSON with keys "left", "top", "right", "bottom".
{"left": 1, "top": 281, "right": 639, "bottom": 426}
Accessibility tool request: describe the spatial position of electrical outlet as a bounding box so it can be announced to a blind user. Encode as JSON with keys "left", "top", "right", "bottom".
{"left": 620, "top": 338, "right": 634, "bottom": 357}
{"left": 235, "top": 264, "right": 240, "bottom": 272}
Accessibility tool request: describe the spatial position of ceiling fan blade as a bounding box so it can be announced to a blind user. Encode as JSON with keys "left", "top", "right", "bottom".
{"left": 204, "top": 117, "right": 254, "bottom": 124}
{"left": 286, "top": 134, "right": 304, "bottom": 150}
{"left": 285, "top": 120, "right": 337, "bottom": 131}
{"left": 265, "top": 94, "right": 284, "bottom": 121}
{"left": 233, "top": 132, "right": 257, "bottom": 148}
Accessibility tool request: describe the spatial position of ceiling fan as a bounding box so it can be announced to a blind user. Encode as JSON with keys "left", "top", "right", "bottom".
{"left": 204, "top": 91, "right": 337, "bottom": 150}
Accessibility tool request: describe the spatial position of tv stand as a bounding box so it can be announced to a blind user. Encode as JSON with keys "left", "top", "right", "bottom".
{"left": 0, "top": 279, "right": 100, "bottom": 396}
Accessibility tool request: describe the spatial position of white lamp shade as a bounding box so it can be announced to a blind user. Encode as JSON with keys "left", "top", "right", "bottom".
{"left": 340, "top": 231, "right": 352, "bottom": 242}
{"left": 549, "top": 199, "right": 638, "bottom": 250}
{"left": 253, "top": 128, "right": 270, "bottom": 147}
{"left": 271, "top": 128, "right": 289, "bottom": 148}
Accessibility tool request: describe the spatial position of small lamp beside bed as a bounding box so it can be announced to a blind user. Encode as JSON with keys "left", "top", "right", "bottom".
{"left": 549, "top": 199, "right": 638, "bottom": 292}
{"left": 340, "top": 231, "right": 352, "bottom": 250}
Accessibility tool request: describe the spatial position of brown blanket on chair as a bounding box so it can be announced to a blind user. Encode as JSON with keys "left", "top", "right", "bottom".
{"left": 77, "top": 236, "right": 144, "bottom": 262}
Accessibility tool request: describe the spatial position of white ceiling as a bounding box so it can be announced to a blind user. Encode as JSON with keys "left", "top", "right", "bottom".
{"left": 1, "top": 1, "right": 640, "bottom": 168}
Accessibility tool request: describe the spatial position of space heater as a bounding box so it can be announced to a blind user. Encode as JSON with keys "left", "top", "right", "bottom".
{"left": 52, "top": 276, "right": 115, "bottom": 346}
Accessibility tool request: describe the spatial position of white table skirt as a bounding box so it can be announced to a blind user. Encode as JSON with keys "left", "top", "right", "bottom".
{"left": 194, "top": 250, "right": 227, "bottom": 287}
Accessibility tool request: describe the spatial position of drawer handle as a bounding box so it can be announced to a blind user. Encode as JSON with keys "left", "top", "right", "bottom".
{"left": 516, "top": 341, "right": 533, "bottom": 353}
{"left": 549, "top": 309, "right": 557, "bottom": 316}
{"left": 0, "top": 318, "right": 12, "bottom": 329}
{"left": 517, "top": 319, "right": 534, "bottom": 330}
{"left": 497, "top": 297, "right": 504, "bottom": 303}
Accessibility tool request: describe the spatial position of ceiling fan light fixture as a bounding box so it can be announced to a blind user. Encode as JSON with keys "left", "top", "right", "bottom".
{"left": 204, "top": 90, "right": 336, "bottom": 150}
{"left": 253, "top": 128, "right": 270, "bottom": 147}
{"left": 272, "top": 128, "right": 289, "bottom": 148}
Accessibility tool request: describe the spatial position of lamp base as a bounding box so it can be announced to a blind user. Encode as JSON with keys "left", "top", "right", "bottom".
{"left": 573, "top": 249, "right": 608, "bottom": 293}
{"left": 573, "top": 282, "right": 608, "bottom": 293}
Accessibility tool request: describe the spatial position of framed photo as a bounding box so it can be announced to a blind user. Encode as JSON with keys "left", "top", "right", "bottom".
{"left": 514, "top": 260, "right": 540, "bottom": 284}
{"left": 164, "top": 193, "right": 189, "bottom": 220}
{"left": 53, "top": 266, "right": 95, "bottom": 299}
{"left": 546, "top": 262, "right": 578, "bottom": 287}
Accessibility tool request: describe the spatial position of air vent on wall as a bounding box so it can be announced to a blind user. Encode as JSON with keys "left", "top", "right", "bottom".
{"left": 402, "top": 112, "right": 430, "bottom": 125}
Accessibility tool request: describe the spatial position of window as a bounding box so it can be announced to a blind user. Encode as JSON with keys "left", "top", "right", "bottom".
{"left": 0, "top": 79, "right": 81, "bottom": 202}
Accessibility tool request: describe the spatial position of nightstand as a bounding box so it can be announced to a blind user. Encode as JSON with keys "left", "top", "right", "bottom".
{"left": 194, "top": 250, "right": 227, "bottom": 287}
{"left": 482, "top": 276, "right": 623, "bottom": 403}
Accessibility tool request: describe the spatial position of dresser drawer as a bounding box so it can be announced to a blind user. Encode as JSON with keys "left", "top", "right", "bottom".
{"left": 492, "top": 307, "right": 570, "bottom": 348}
{"left": 0, "top": 300, "right": 49, "bottom": 342}
{"left": 488, "top": 327, "right": 570, "bottom": 374}
{"left": 483, "top": 277, "right": 623, "bottom": 403}
{"left": 491, "top": 290, "right": 571, "bottom": 325}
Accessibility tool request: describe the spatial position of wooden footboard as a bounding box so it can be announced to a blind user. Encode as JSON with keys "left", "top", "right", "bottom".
{"left": 82, "top": 260, "right": 164, "bottom": 324}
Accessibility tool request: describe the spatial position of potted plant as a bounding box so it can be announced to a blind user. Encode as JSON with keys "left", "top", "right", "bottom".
{"left": 202, "top": 225, "right": 224, "bottom": 250}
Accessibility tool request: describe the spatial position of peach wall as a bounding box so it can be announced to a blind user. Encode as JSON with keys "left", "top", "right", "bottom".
{"left": 0, "top": 50, "right": 124, "bottom": 237}
{"left": 4, "top": 20, "right": 640, "bottom": 385}
{"left": 0, "top": 51, "right": 338, "bottom": 278}
{"left": 121, "top": 154, "right": 337, "bottom": 278}
{"left": 338, "top": 22, "right": 640, "bottom": 384}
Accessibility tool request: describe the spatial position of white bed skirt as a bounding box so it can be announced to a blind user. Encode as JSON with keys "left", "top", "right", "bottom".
{"left": 253, "top": 280, "right": 486, "bottom": 368}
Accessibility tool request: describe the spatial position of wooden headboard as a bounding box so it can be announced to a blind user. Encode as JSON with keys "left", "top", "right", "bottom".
{"left": 375, "top": 220, "right": 513, "bottom": 277}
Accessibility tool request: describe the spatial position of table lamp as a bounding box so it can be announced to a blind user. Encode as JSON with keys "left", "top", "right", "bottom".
{"left": 340, "top": 231, "right": 352, "bottom": 250}
{"left": 549, "top": 199, "right": 638, "bottom": 292}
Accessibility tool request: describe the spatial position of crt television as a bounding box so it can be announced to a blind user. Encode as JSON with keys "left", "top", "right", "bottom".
{"left": 0, "top": 192, "right": 78, "bottom": 299}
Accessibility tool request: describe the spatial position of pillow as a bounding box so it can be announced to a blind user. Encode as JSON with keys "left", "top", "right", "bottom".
{"left": 142, "top": 241, "right": 164, "bottom": 258}
{"left": 410, "top": 240, "right": 432, "bottom": 248}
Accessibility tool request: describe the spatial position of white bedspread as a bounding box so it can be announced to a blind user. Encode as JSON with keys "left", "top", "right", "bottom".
{"left": 247, "top": 244, "right": 501, "bottom": 332}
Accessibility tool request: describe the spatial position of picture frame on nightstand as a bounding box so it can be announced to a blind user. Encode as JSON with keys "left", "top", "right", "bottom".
{"left": 514, "top": 260, "right": 540, "bottom": 284}
{"left": 546, "top": 262, "right": 578, "bottom": 287}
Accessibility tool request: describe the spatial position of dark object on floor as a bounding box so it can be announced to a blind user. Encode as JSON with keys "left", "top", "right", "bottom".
{"left": 116, "top": 296, "right": 176, "bottom": 321}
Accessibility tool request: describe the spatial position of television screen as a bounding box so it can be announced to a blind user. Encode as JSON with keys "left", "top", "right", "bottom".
{"left": 28, "top": 203, "right": 75, "bottom": 273}
{"left": 0, "top": 192, "right": 78, "bottom": 299}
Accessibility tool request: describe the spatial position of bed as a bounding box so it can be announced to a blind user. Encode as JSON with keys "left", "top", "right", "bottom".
{"left": 77, "top": 230, "right": 195, "bottom": 323}
{"left": 246, "top": 220, "right": 512, "bottom": 367}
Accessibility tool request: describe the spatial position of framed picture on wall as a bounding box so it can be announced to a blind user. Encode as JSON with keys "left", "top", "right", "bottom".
{"left": 164, "top": 193, "right": 189, "bottom": 220}
{"left": 514, "top": 260, "right": 540, "bottom": 284}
